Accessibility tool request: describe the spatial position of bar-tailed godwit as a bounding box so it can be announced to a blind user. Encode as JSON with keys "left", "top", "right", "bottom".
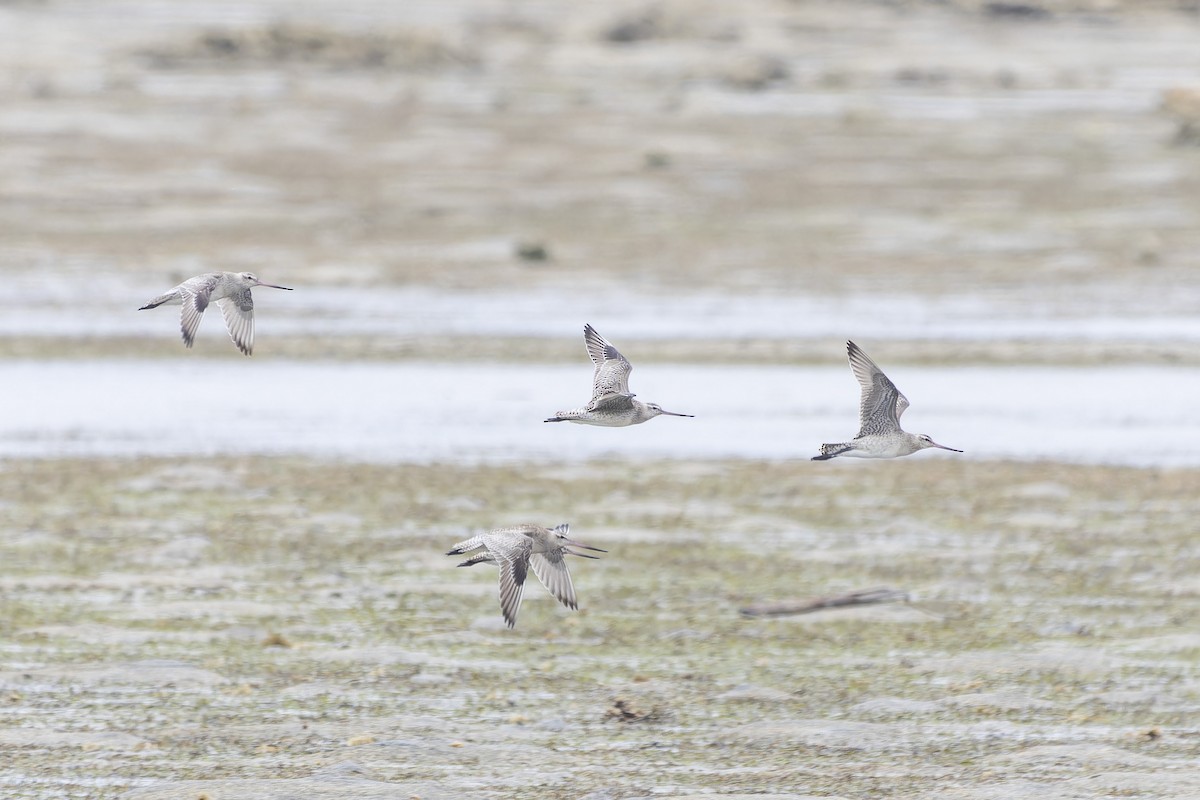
{"left": 813, "top": 340, "right": 961, "bottom": 460}
{"left": 545, "top": 324, "right": 693, "bottom": 426}
{"left": 447, "top": 523, "right": 605, "bottom": 629}
{"left": 139, "top": 271, "right": 292, "bottom": 355}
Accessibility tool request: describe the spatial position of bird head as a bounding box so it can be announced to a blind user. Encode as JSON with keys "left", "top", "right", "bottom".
{"left": 552, "top": 525, "right": 607, "bottom": 559}
{"left": 239, "top": 272, "right": 292, "bottom": 291}
{"left": 643, "top": 403, "right": 694, "bottom": 419}
{"left": 915, "top": 434, "right": 962, "bottom": 453}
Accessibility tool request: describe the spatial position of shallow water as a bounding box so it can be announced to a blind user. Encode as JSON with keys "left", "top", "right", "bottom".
{"left": 3, "top": 359, "right": 1197, "bottom": 465}
{"left": 4, "top": 275, "right": 1200, "bottom": 344}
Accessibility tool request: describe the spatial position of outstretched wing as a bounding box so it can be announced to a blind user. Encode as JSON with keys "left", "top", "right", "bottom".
{"left": 584, "top": 324, "right": 633, "bottom": 402}
{"left": 496, "top": 539, "right": 533, "bottom": 629}
{"left": 529, "top": 549, "right": 578, "bottom": 611}
{"left": 178, "top": 274, "right": 220, "bottom": 348}
{"left": 217, "top": 288, "right": 255, "bottom": 356}
{"left": 847, "top": 340, "right": 908, "bottom": 436}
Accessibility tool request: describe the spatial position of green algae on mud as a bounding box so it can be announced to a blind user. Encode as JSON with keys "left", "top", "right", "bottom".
{"left": 1, "top": 456, "right": 1198, "bottom": 798}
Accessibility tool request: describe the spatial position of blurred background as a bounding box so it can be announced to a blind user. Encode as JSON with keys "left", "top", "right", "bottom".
{"left": 2, "top": 0, "right": 1200, "bottom": 461}
{"left": 5, "top": 5, "right": 1200, "bottom": 798}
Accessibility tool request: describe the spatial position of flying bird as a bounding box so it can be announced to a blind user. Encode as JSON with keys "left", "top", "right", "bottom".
{"left": 139, "top": 271, "right": 292, "bottom": 355}
{"left": 813, "top": 340, "right": 961, "bottom": 460}
{"left": 545, "top": 324, "right": 693, "bottom": 426}
{"left": 447, "top": 523, "right": 605, "bottom": 629}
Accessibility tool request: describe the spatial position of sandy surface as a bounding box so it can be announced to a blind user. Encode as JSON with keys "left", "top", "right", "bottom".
{"left": 3, "top": 1, "right": 1200, "bottom": 798}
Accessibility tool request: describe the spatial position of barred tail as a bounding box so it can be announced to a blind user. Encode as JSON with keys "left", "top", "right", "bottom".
{"left": 544, "top": 409, "right": 584, "bottom": 423}
{"left": 446, "top": 535, "right": 484, "bottom": 556}
{"left": 139, "top": 289, "right": 181, "bottom": 311}
{"left": 812, "top": 442, "right": 853, "bottom": 461}
{"left": 138, "top": 296, "right": 169, "bottom": 310}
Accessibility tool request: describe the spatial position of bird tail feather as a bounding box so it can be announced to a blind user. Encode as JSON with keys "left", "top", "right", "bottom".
{"left": 812, "top": 442, "right": 854, "bottom": 461}
{"left": 544, "top": 409, "right": 584, "bottom": 423}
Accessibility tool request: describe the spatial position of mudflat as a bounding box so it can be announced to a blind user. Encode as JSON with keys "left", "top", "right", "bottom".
{"left": 2, "top": 457, "right": 1199, "bottom": 798}
{"left": 3, "top": 1, "right": 1199, "bottom": 362}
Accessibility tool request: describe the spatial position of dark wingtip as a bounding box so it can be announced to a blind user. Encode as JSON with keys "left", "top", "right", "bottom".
{"left": 811, "top": 453, "right": 833, "bottom": 461}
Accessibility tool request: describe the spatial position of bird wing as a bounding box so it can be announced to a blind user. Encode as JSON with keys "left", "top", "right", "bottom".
{"left": 496, "top": 539, "right": 532, "bottom": 629}
{"left": 178, "top": 274, "right": 219, "bottom": 348}
{"left": 586, "top": 392, "right": 636, "bottom": 413}
{"left": 217, "top": 288, "right": 255, "bottom": 356}
{"left": 847, "top": 340, "right": 907, "bottom": 436}
{"left": 529, "top": 549, "right": 578, "bottom": 611}
{"left": 584, "top": 324, "right": 633, "bottom": 402}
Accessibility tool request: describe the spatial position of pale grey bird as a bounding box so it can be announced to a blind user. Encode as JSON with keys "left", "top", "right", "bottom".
{"left": 813, "top": 340, "right": 962, "bottom": 460}
{"left": 447, "top": 523, "right": 606, "bottom": 629}
{"left": 545, "top": 324, "right": 693, "bottom": 426}
{"left": 139, "top": 271, "right": 292, "bottom": 355}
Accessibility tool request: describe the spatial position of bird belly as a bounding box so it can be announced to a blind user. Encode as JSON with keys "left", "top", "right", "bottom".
{"left": 581, "top": 411, "right": 638, "bottom": 427}
{"left": 557, "top": 408, "right": 636, "bottom": 427}
{"left": 851, "top": 436, "right": 913, "bottom": 458}
{"left": 572, "top": 417, "right": 632, "bottom": 428}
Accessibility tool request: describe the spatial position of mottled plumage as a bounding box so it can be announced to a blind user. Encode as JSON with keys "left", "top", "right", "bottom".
{"left": 139, "top": 271, "right": 292, "bottom": 355}
{"left": 545, "top": 324, "right": 693, "bottom": 426}
{"left": 446, "top": 523, "right": 605, "bottom": 629}
{"left": 813, "top": 340, "right": 961, "bottom": 460}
